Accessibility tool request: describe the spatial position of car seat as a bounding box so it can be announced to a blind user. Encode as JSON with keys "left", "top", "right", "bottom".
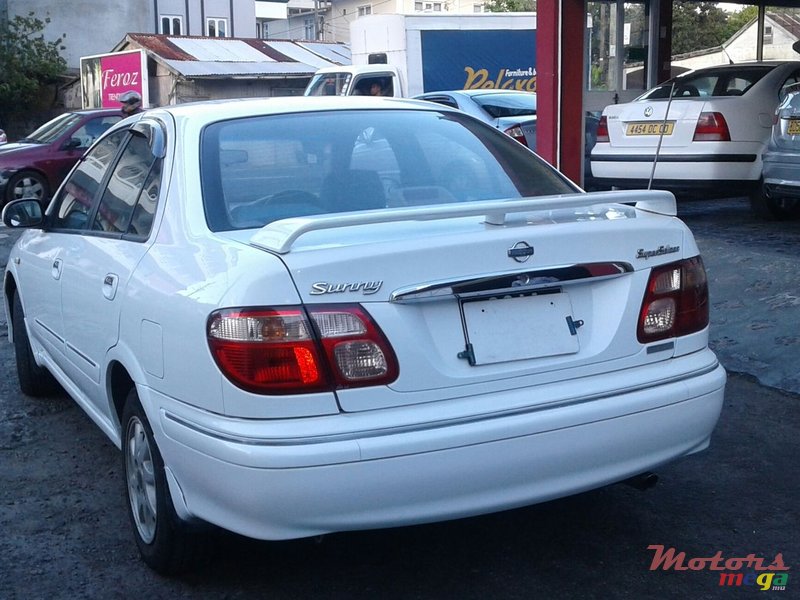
{"left": 320, "top": 170, "right": 386, "bottom": 213}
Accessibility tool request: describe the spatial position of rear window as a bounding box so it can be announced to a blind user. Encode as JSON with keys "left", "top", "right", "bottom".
{"left": 637, "top": 66, "right": 773, "bottom": 100}
{"left": 200, "top": 109, "right": 577, "bottom": 232}
{"left": 471, "top": 92, "right": 537, "bottom": 118}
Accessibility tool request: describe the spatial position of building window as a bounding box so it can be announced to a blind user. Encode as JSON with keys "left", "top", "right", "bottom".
{"left": 206, "top": 18, "right": 228, "bottom": 37}
{"left": 357, "top": 5, "right": 372, "bottom": 16}
{"left": 415, "top": 1, "right": 423, "bottom": 10}
{"left": 160, "top": 15, "right": 182, "bottom": 35}
{"left": 304, "top": 17, "right": 315, "bottom": 40}
{"left": 416, "top": 2, "right": 443, "bottom": 11}
{"left": 256, "top": 19, "right": 269, "bottom": 39}
{"left": 764, "top": 25, "right": 773, "bottom": 45}
{"left": 473, "top": 4, "right": 484, "bottom": 12}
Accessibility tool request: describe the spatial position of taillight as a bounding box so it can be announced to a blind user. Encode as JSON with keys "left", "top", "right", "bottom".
{"left": 208, "top": 304, "right": 399, "bottom": 394}
{"left": 596, "top": 115, "right": 609, "bottom": 143}
{"left": 504, "top": 124, "right": 528, "bottom": 146}
{"left": 637, "top": 257, "right": 709, "bottom": 343}
{"left": 693, "top": 112, "right": 730, "bottom": 141}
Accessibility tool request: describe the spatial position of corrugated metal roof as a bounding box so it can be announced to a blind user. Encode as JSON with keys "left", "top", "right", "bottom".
{"left": 169, "top": 38, "right": 276, "bottom": 62}
{"left": 297, "top": 41, "right": 351, "bottom": 65}
{"left": 262, "top": 41, "right": 336, "bottom": 68}
{"left": 121, "top": 34, "right": 351, "bottom": 79}
{"left": 163, "top": 59, "right": 318, "bottom": 77}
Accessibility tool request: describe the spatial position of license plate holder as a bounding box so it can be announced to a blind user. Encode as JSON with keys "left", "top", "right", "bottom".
{"left": 461, "top": 293, "right": 580, "bottom": 366}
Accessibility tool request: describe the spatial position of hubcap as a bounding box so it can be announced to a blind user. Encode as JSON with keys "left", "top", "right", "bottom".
{"left": 125, "top": 417, "right": 158, "bottom": 544}
{"left": 13, "top": 176, "right": 44, "bottom": 201}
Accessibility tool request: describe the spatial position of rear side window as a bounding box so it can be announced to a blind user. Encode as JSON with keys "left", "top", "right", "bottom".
{"left": 93, "top": 132, "right": 160, "bottom": 238}
{"left": 200, "top": 109, "right": 578, "bottom": 232}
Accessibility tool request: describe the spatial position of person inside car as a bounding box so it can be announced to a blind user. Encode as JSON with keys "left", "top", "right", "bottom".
{"left": 369, "top": 79, "right": 390, "bottom": 97}
{"left": 119, "top": 91, "right": 144, "bottom": 116}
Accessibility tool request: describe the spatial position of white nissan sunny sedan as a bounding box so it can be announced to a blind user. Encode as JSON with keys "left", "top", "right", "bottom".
{"left": 3, "top": 97, "right": 726, "bottom": 573}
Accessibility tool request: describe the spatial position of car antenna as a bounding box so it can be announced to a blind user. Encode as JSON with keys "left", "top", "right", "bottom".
{"left": 648, "top": 81, "right": 676, "bottom": 191}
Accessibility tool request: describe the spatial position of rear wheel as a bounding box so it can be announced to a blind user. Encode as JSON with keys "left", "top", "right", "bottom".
{"left": 11, "top": 292, "right": 59, "bottom": 397}
{"left": 122, "top": 388, "right": 208, "bottom": 574}
{"left": 5, "top": 170, "right": 49, "bottom": 206}
{"left": 750, "top": 181, "right": 800, "bottom": 220}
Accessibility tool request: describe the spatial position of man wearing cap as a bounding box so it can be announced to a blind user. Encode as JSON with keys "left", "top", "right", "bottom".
{"left": 120, "top": 91, "right": 144, "bottom": 116}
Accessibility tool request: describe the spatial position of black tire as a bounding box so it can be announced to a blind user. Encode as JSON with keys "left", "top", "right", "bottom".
{"left": 121, "top": 388, "right": 208, "bottom": 574}
{"left": 11, "top": 292, "right": 59, "bottom": 397}
{"left": 750, "top": 182, "right": 800, "bottom": 221}
{"left": 5, "top": 170, "right": 49, "bottom": 206}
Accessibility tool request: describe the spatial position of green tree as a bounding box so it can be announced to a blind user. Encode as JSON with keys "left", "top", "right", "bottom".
{"left": 0, "top": 13, "right": 67, "bottom": 123}
{"left": 482, "top": 0, "right": 535, "bottom": 13}
{"left": 671, "top": 1, "right": 731, "bottom": 56}
{"left": 724, "top": 5, "right": 758, "bottom": 40}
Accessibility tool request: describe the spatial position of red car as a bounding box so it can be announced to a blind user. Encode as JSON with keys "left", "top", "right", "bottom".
{"left": 0, "top": 109, "right": 121, "bottom": 207}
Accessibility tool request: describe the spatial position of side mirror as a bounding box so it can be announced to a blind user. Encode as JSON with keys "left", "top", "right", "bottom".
{"left": 2, "top": 199, "right": 44, "bottom": 228}
{"left": 62, "top": 137, "right": 82, "bottom": 150}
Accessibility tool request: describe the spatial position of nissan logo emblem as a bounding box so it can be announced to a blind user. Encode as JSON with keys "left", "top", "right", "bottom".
{"left": 508, "top": 241, "right": 534, "bottom": 263}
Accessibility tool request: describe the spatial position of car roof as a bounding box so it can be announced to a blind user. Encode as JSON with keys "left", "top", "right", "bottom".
{"left": 682, "top": 60, "right": 800, "bottom": 74}
{"left": 67, "top": 108, "right": 122, "bottom": 117}
{"left": 147, "top": 96, "right": 449, "bottom": 123}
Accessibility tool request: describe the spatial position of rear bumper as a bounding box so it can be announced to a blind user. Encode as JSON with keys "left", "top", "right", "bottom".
{"left": 591, "top": 145, "right": 762, "bottom": 191}
{"left": 590, "top": 177, "right": 759, "bottom": 198}
{"left": 763, "top": 152, "right": 800, "bottom": 198}
{"left": 143, "top": 351, "right": 726, "bottom": 540}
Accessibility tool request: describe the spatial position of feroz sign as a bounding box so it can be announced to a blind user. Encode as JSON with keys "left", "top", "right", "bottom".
{"left": 80, "top": 50, "right": 148, "bottom": 110}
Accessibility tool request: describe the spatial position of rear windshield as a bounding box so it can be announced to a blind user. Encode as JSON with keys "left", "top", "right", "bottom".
{"left": 637, "top": 66, "right": 773, "bottom": 100}
{"left": 472, "top": 92, "right": 537, "bottom": 118}
{"left": 200, "top": 109, "right": 577, "bottom": 232}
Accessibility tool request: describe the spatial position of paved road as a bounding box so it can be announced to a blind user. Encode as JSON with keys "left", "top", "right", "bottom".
{"left": 678, "top": 197, "right": 800, "bottom": 394}
{"left": 1, "top": 198, "right": 798, "bottom": 599}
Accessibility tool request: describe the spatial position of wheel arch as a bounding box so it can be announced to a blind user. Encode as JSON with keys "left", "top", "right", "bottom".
{"left": 107, "top": 360, "right": 136, "bottom": 443}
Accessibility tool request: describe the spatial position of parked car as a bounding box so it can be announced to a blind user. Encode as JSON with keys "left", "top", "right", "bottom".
{"left": 0, "top": 129, "right": 7, "bottom": 145}
{"left": 754, "top": 82, "right": 800, "bottom": 220}
{"left": 591, "top": 61, "right": 800, "bottom": 199}
{"left": 414, "top": 90, "right": 601, "bottom": 189}
{"left": 3, "top": 97, "right": 725, "bottom": 574}
{"left": 414, "top": 89, "right": 538, "bottom": 148}
{"left": 0, "top": 109, "right": 121, "bottom": 207}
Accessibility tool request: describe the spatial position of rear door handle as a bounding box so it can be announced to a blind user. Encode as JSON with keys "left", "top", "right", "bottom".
{"left": 103, "top": 273, "right": 119, "bottom": 300}
{"left": 51, "top": 258, "right": 62, "bottom": 280}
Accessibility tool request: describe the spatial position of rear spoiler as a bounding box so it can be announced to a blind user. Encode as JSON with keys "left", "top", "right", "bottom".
{"left": 250, "top": 189, "right": 676, "bottom": 255}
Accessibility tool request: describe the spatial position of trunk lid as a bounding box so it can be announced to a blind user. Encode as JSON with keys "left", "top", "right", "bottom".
{"left": 243, "top": 192, "right": 690, "bottom": 412}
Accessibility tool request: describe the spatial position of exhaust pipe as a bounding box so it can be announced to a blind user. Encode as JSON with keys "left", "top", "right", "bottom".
{"left": 623, "top": 472, "right": 659, "bottom": 491}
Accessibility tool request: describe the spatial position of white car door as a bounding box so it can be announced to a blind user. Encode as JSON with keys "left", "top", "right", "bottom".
{"left": 13, "top": 230, "right": 66, "bottom": 364}
{"left": 56, "top": 125, "right": 163, "bottom": 413}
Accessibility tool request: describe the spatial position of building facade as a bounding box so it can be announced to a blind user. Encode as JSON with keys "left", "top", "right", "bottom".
{"left": 3, "top": 0, "right": 269, "bottom": 70}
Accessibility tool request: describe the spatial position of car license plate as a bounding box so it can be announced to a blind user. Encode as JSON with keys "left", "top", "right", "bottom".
{"left": 626, "top": 121, "right": 675, "bottom": 136}
{"left": 462, "top": 293, "right": 579, "bottom": 365}
{"left": 787, "top": 119, "right": 800, "bottom": 135}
